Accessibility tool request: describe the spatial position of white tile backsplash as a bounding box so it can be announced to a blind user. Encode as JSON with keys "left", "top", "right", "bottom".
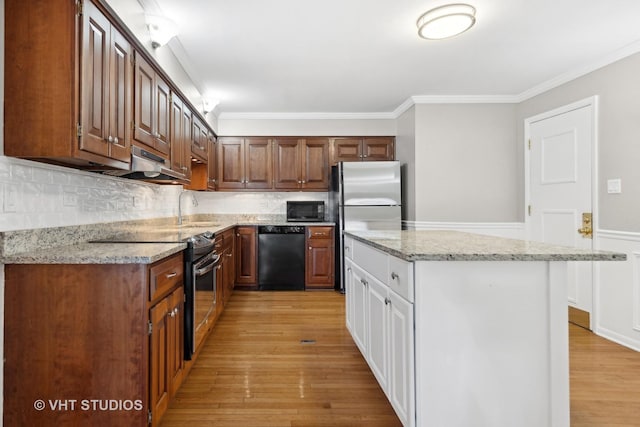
{"left": 192, "top": 191, "right": 329, "bottom": 217}
{"left": 0, "top": 156, "right": 182, "bottom": 231}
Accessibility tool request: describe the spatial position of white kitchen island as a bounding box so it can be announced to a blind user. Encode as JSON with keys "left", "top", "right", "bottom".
{"left": 343, "top": 230, "right": 624, "bottom": 427}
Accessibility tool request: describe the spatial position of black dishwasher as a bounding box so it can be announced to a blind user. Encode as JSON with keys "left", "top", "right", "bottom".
{"left": 258, "top": 225, "right": 305, "bottom": 290}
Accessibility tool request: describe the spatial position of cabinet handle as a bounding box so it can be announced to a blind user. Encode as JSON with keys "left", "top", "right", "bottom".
{"left": 360, "top": 278, "right": 368, "bottom": 286}
{"left": 174, "top": 307, "right": 179, "bottom": 315}
{"left": 181, "top": 166, "right": 188, "bottom": 171}
{"left": 302, "top": 180, "right": 306, "bottom": 184}
{"left": 114, "top": 137, "right": 119, "bottom": 144}
{"left": 226, "top": 253, "right": 232, "bottom": 257}
{"left": 347, "top": 268, "right": 351, "bottom": 272}
{"left": 384, "top": 297, "right": 391, "bottom": 305}
{"left": 165, "top": 272, "right": 178, "bottom": 278}
{"left": 363, "top": 154, "right": 368, "bottom": 158}
{"left": 391, "top": 272, "right": 399, "bottom": 280}
{"left": 107, "top": 135, "right": 114, "bottom": 143}
{"left": 309, "top": 246, "right": 312, "bottom": 250}
{"left": 168, "top": 309, "right": 176, "bottom": 318}
{"left": 345, "top": 246, "right": 350, "bottom": 251}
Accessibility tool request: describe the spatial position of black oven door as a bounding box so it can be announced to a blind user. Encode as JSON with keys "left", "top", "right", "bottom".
{"left": 185, "top": 251, "right": 220, "bottom": 359}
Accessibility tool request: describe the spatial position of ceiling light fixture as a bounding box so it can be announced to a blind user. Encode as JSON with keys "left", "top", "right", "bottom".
{"left": 202, "top": 98, "right": 220, "bottom": 115}
{"left": 417, "top": 3, "right": 476, "bottom": 40}
{"left": 146, "top": 14, "right": 179, "bottom": 49}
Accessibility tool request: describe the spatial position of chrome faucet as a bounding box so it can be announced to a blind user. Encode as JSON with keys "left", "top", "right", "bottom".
{"left": 178, "top": 190, "right": 199, "bottom": 225}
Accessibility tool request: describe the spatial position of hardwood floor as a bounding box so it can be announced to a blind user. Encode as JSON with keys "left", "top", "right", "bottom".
{"left": 161, "top": 291, "right": 640, "bottom": 427}
{"left": 160, "top": 291, "right": 402, "bottom": 427}
{"left": 569, "top": 323, "right": 640, "bottom": 426}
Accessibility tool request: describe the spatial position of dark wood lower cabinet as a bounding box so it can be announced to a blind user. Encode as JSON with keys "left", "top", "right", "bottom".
{"left": 4, "top": 252, "right": 185, "bottom": 427}
{"left": 305, "top": 226, "right": 335, "bottom": 290}
{"left": 235, "top": 226, "right": 258, "bottom": 289}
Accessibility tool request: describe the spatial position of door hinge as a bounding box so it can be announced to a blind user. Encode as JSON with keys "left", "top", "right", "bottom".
{"left": 528, "top": 139, "right": 531, "bottom": 150}
{"left": 147, "top": 321, "right": 153, "bottom": 336}
{"left": 148, "top": 409, "right": 152, "bottom": 424}
{"left": 77, "top": 123, "right": 83, "bottom": 138}
{"left": 76, "top": 0, "right": 83, "bottom": 16}
{"left": 528, "top": 205, "right": 532, "bottom": 216}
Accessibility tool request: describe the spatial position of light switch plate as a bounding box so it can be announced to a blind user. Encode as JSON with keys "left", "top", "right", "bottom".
{"left": 607, "top": 178, "right": 622, "bottom": 194}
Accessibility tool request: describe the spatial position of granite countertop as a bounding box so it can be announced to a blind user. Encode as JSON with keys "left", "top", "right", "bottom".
{"left": 0, "top": 217, "right": 335, "bottom": 265}
{"left": 346, "top": 230, "right": 626, "bottom": 262}
{"left": 1, "top": 242, "right": 187, "bottom": 265}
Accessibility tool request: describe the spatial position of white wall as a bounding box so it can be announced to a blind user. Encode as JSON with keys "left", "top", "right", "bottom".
{"left": 217, "top": 117, "right": 396, "bottom": 136}
{"left": 515, "top": 52, "right": 640, "bottom": 350}
{"left": 395, "top": 106, "right": 416, "bottom": 222}
{"left": 413, "top": 103, "right": 518, "bottom": 222}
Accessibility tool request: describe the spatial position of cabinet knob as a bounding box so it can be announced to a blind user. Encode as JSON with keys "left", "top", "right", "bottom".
{"left": 360, "top": 278, "right": 368, "bottom": 286}
{"left": 309, "top": 246, "right": 312, "bottom": 250}
{"left": 384, "top": 297, "right": 391, "bottom": 305}
{"left": 391, "top": 272, "right": 399, "bottom": 280}
{"left": 114, "top": 137, "right": 119, "bottom": 144}
{"left": 107, "top": 135, "right": 114, "bottom": 143}
{"left": 181, "top": 166, "right": 188, "bottom": 171}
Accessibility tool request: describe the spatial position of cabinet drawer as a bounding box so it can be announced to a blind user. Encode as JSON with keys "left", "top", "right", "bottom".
{"left": 353, "top": 240, "right": 388, "bottom": 285}
{"left": 149, "top": 253, "right": 183, "bottom": 303}
{"left": 344, "top": 236, "right": 354, "bottom": 260}
{"left": 307, "top": 226, "right": 333, "bottom": 239}
{"left": 388, "top": 255, "right": 414, "bottom": 302}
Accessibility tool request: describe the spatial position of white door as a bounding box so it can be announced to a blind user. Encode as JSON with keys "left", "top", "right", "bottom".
{"left": 528, "top": 102, "right": 594, "bottom": 322}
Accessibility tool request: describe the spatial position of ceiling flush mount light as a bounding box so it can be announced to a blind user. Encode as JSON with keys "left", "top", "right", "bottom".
{"left": 417, "top": 3, "right": 476, "bottom": 40}
{"left": 146, "top": 14, "right": 179, "bottom": 49}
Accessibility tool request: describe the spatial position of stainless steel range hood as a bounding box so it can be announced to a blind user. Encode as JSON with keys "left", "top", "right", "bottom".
{"left": 103, "top": 145, "right": 187, "bottom": 183}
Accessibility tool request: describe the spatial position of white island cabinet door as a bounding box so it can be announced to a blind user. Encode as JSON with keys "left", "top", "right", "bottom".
{"left": 350, "top": 263, "right": 369, "bottom": 355}
{"left": 344, "top": 258, "right": 355, "bottom": 333}
{"left": 389, "top": 290, "right": 415, "bottom": 427}
{"left": 367, "top": 276, "right": 390, "bottom": 393}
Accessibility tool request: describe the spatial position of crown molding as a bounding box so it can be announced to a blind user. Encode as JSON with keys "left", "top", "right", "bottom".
{"left": 216, "top": 39, "right": 640, "bottom": 121}
{"left": 514, "top": 38, "right": 640, "bottom": 102}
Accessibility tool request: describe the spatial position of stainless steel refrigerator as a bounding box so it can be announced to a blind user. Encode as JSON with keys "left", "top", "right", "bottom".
{"left": 330, "top": 161, "right": 402, "bottom": 292}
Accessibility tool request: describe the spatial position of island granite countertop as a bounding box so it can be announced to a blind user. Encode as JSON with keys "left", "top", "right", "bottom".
{"left": 346, "top": 230, "right": 626, "bottom": 262}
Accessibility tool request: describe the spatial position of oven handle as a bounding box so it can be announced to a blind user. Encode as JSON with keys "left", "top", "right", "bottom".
{"left": 194, "top": 253, "right": 221, "bottom": 276}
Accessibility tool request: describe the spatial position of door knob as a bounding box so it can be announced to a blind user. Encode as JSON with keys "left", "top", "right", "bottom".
{"left": 577, "top": 212, "right": 593, "bottom": 239}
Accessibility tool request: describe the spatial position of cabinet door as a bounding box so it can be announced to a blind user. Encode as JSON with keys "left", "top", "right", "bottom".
{"left": 133, "top": 52, "right": 157, "bottom": 152}
{"left": 305, "top": 239, "right": 334, "bottom": 289}
{"left": 273, "top": 138, "right": 302, "bottom": 190}
{"left": 169, "top": 95, "right": 184, "bottom": 175}
{"left": 350, "top": 264, "right": 368, "bottom": 355}
{"left": 108, "top": 29, "right": 132, "bottom": 162}
{"left": 362, "top": 137, "right": 394, "bottom": 161}
{"left": 389, "top": 290, "right": 415, "bottom": 427}
{"left": 235, "top": 226, "right": 257, "bottom": 286}
{"left": 301, "top": 138, "right": 329, "bottom": 190}
{"left": 367, "top": 278, "right": 389, "bottom": 392}
{"left": 345, "top": 259, "right": 355, "bottom": 333}
{"left": 191, "top": 117, "right": 208, "bottom": 161}
{"left": 207, "top": 134, "right": 217, "bottom": 190}
{"left": 181, "top": 103, "right": 193, "bottom": 179}
{"left": 217, "top": 138, "right": 245, "bottom": 189}
{"left": 245, "top": 137, "right": 273, "bottom": 189}
{"left": 150, "top": 297, "right": 170, "bottom": 425}
{"left": 80, "top": 2, "right": 110, "bottom": 158}
{"left": 331, "top": 137, "right": 362, "bottom": 164}
{"left": 167, "top": 287, "right": 184, "bottom": 396}
{"left": 154, "top": 76, "right": 171, "bottom": 155}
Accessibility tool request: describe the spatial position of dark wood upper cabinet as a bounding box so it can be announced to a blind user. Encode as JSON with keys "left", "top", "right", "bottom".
{"left": 273, "top": 138, "right": 329, "bottom": 190}
{"left": 330, "top": 137, "right": 395, "bottom": 165}
{"left": 191, "top": 117, "right": 209, "bottom": 161}
{"left": 169, "top": 94, "right": 191, "bottom": 180}
{"left": 218, "top": 137, "right": 272, "bottom": 190}
{"left": 4, "top": 0, "right": 131, "bottom": 169}
{"left": 134, "top": 53, "right": 171, "bottom": 158}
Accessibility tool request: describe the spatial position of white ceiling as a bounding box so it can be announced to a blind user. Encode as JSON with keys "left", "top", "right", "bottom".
{"left": 149, "top": 0, "right": 640, "bottom": 116}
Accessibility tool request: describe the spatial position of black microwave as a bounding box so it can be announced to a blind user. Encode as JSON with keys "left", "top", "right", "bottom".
{"left": 287, "top": 201, "right": 325, "bottom": 222}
